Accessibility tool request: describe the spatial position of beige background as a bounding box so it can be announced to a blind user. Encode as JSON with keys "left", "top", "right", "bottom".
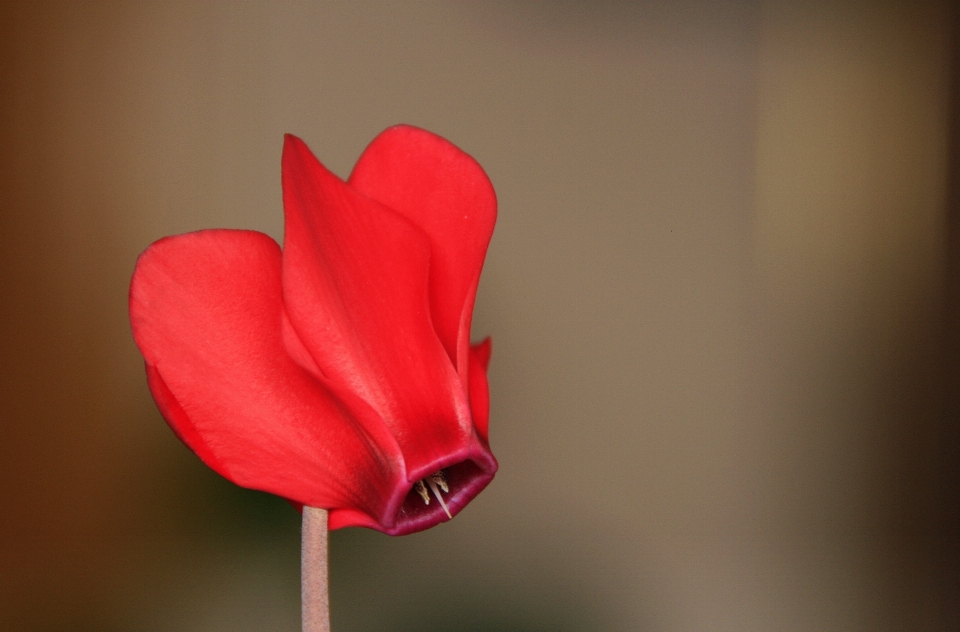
{"left": 1, "top": 1, "right": 957, "bottom": 630}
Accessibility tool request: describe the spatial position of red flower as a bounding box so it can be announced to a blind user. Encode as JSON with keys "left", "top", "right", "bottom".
{"left": 129, "top": 126, "right": 497, "bottom": 535}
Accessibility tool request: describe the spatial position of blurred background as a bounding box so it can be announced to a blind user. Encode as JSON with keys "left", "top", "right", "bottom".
{"left": 2, "top": 1, "right": 959, "bottom": 630}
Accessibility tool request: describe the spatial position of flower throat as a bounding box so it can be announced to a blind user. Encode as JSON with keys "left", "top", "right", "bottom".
{"left": 413, "top": 470, "right": 452, "bottom": 519}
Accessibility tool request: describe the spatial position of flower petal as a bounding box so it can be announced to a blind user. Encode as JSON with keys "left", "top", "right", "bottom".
{"left": 129, "top": 229, "right": 400, "bottom": 518}
{"left": 281, "top": 136, "right": 478, "bottom": 481}
{"left": 468, "top": 338, "right": 492, "bottom": 442}
{"left": 348, "top": 125, "right": 497, "bottom": 383}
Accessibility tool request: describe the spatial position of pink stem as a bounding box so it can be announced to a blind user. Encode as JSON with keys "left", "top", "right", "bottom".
{"left": 302, "top": 506, "right": 330, "bottom": 632}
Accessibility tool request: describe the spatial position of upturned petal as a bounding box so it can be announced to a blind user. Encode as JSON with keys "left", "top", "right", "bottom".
{"left": 468, "top": 338, "right": 493, "bottom": 442}
{"left": 129, "top": 230, "right": 402, "bottom": 522}
{"left": 348, "top": 125, "right": 498, "bottom": 386}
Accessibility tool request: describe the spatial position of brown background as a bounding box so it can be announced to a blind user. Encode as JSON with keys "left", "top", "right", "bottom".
{"left": 2, "top": 1, "right": 958, "bottom": 630}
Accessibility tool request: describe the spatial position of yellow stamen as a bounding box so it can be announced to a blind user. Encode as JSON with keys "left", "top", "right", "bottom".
{"left": 413, "top": 470, "right": 452, "bottom": 519}
{"left": 414, "top": 479, "right": 430, "bottom": 504}
{"left": 429, "top": 470, "right": 449, "bottom": 493}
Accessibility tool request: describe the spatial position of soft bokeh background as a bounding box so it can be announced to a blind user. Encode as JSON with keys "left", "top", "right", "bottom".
{"left": 2, "top": 1, "right": 959, "bottom": 630}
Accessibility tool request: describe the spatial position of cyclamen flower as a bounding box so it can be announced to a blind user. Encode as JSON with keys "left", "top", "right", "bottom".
{"left": 130, "top": 126, "right": 497, "bottom": 535}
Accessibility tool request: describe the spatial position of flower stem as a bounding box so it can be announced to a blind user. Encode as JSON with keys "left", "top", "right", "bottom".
{"left": 302, "top": 506, "right": 330, "bottom": 632}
